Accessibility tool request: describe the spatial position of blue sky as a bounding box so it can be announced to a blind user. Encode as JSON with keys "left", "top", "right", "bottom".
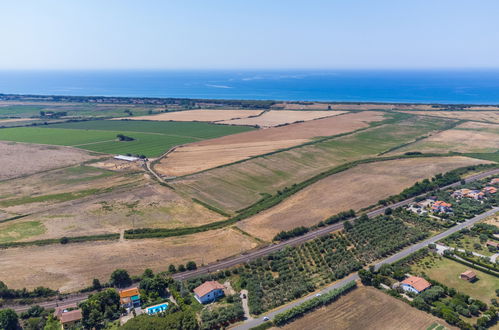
{"left": 1, "top": 0, "right": 498, "bottom": 70}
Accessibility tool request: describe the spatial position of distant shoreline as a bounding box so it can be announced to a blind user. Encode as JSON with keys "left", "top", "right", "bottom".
{"left": 1, "top": 93, "right": 499, "bottom": 107}
{"left": 1, "top": 70, "right": 499, "bottom": 104}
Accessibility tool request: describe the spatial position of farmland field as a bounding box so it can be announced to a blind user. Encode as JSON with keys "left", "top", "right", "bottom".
{"left": 280, "top": 287, "right": 454, "bottom": 330}
{"left": 0, "top": 120, "right": 254, "bottom": 157}
{"left": 171, "top": 114, "right": 458, "bottom": 213}
{"left": 388, "top": 121, "right": 499, "bottom": 155}
{"left": 0, "top": 166, "right": 224, "bottom": 241}
{"left": 0, "top": 141, "right": 99, "bottom": 180}
{"left": 0, "top": 227, "right": 259, "bottom": 292}
{"left": 125, "top": 109, "right": 264, "bottom": 122}
{"left": 155, "top": 111, "right": 386, "bottom": 176}
{"left": 398, "top": 110, "right": 499, "bottom": 123}
{"left": 219, "top": 110, "right": 346, "bottom": 127}
{"left": 237, "top": 156, "right": 490, "bottom": 241}
{"left": 411, "top": 254, "right": 499, "bottom": 303}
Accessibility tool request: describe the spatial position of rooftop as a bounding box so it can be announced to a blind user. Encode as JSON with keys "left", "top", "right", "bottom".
{"left": 401, "top": 276, "right": 431, "bottom": 292}
{"left": 194, "top": 281, "right": 225, "bottom": 298}
{"left": 60, "top": 309, "right": 82, "bottom": 324}
{"left": 119, "top": 287, "right": 140, "bottom": 299}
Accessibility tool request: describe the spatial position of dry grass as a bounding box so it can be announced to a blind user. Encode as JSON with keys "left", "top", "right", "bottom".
{"left": 122, "top": 109, "right": 263, "bottom": 122}
{"left": 280, "top": 286, "right": 455, "bottom": 330}
{"left": 0, "top": 141, "right": 98, "bottom": 180}
{"left": 398, "top": 111, "right": 499, "bottom": 123}
{"left": 388, "top": 122, "right": 499, "bottom": 155}
{"left": 0, "top": 118, "right": 32, "bottom": 123}
{"left": 0, "top": 168, "right": 224, "bottom": 241}
{"left": 237, "top": 156, "right": 491, "bottom": 241}
{"left": 481, "top": 213, "right": 499, "bottom": 226}
{"left": 155, "top": 111, "right": 385, "bottom": 176}
{"left": 0, "top": 227, "right": 259, "bottom": 292}
{"left": 219, "top": 110, "right": 346, "bottom": 127}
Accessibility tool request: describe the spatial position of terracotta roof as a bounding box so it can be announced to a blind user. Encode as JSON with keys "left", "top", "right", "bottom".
{"left": 433, "top": 201, "right": 452, "bottom": 207}
{"left": 60, "top": 309, "right": 82, "bottom": 324}
{"left": 461, "top": 270, "right": 477, "bottom": 278}
{"left": 119, "top": 287, "right": 140, "bottom": 299}
{"left": 193, "top": 281, "right": 225, "bottom": 298}
{"left": 401, "top": 276, "right": 431, "bottom": 292}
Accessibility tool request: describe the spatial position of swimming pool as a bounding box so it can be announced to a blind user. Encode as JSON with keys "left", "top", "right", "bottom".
{"left": 145, "top": 302, "right": 169, "bottom": 315}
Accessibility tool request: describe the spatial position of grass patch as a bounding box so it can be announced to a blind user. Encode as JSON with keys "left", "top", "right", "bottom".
{"left": 0, "top": 120, "right": 254, "bottom": 157}
{"left": 0, "top": 188, "right": 109, "bottom": 207}
{"left": 464, "top": 152, "right": 499, "bottom": 163}
{"left": 0, "top": 221, "right": 46, "bottom": 243}
{"left": 412, "top": 254, "right": 499, "bottom": 303}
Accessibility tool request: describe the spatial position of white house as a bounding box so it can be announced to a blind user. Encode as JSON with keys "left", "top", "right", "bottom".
{"left": 193, "top": 281, "right": 225, "bottom": 304}
{"left": 400, "top": 276, "right": 431, "bottom": 294}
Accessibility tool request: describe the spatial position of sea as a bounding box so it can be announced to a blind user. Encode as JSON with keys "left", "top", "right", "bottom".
{"left": 1, "top": 69, "right": 499, "bottom": 104}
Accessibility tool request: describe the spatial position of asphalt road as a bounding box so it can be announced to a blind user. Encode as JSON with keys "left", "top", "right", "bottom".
{"left": 5, "top": 168, "right": 498, "bottom": 313}
{"left": 235, "top": 206, "right": 499, "bottom": 330}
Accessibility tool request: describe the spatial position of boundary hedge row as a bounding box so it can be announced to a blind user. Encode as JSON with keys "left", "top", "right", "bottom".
{"left": 0, "top": 233, "right": 120, "bottom": 249}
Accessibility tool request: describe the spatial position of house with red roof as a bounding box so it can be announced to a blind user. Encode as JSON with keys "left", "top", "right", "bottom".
{"left": 193, "top": 281, "right": 225, "bottom": 304}
{"left": 431, "top": 200, "right": 452, "bottom": 214}
{"left": 400, "top": 276, "right": 431, "bottom": 294}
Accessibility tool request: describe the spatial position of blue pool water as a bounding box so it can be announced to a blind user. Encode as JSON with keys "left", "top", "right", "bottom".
{"left": 1, "top": 69, "right": 499, "bottom": 104}
{"left": 145, "top": 302, "right": 168, "bottom": 315}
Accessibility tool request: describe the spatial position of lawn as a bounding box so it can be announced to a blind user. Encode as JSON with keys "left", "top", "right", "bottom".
{"left": 0, "top": 221, "right": 46, "bottom": 243}
{"left": 0, "top": 120, "right": 254, "bottom": 157}
{"left": 412, "top": 255, "right": 499, "bottom": 303}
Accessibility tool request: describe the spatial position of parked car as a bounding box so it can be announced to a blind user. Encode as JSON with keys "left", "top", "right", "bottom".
{"left": 263, "top": 316, "right": 270, "bottom": 321}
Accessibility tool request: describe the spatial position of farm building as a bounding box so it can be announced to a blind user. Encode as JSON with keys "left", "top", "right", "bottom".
{"left": 114, "top": 155, "right": 140, "bottom": 162}
{"left": 400, "top": 276, "right": 431, "bottom": 294}
{"left": 193, "top": 280, "right": 225, "bottom": 304}
{"left": 119, "top": 287, "right": 141, "bottom": 308}
{"left": 460, "top": 270, "right": 477, "bottom": 282}
{"left": 431, "top": 201, "right": 452, "bottom": 214}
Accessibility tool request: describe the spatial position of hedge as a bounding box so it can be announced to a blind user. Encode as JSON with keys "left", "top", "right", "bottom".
{"left": 443, "top": 255, "right": 499, "bottom": 278}
{"left": 0, "top": 233, "right": 120, "bottom": 249}
{"left": 273, "top": 281, "right": 357, "bottom": 326}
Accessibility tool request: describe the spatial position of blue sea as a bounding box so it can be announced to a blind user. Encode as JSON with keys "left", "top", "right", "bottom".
{"left": 1, "top": 70, "right": 499, "bottom": 104}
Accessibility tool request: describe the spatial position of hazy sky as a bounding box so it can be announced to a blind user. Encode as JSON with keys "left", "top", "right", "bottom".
{"left": 1, "top": 0, "right": 498, "bottom": 70}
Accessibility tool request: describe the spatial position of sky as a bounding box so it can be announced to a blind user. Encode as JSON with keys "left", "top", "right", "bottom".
{"left": 1, "top": 0, "right": 499, "bottom": 70}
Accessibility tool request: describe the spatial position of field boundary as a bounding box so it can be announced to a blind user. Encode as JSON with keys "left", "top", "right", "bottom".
{"left": 160, "top": 111, "right": 412, "bottom": 180}
{"left": 125, "top": 153, "right": 475, "bottom": 239}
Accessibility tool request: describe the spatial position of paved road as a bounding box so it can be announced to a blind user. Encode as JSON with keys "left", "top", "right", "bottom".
{"left": 235, "top": 206, "right": 499, "bottom": 330}
{"left": 4, "top": 168, "right": 498, "bottom": 313}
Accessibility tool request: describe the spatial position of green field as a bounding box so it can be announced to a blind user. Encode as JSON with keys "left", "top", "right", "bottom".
{"left": 0, "top": 120, "right": 254, "bottom": 157}
{"left": 0, "top": 221, "right": 46, "bottom": 243}
{"left": 412, "top": 255, "right": 499, "bottom": 303}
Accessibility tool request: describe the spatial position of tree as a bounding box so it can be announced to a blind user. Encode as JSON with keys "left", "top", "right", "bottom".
{"left": 59, "top": 237, "right": 69, "bottom": 244}
{"left": 80, "top": 289, "right": 120, "bottom": 329}
{"left": 168, "top": 264, "right": 176, "bottom": 273}
{"left": 143, "top": 269, "right": 154, "bottom": 278}
{"left": 384, "top": 207, "right": 393, "bottom": 215}
{"left": 0, "top": 309, "right": 19, "bottom": 330}
{"left": 92, "top": 278, "right": 102, "bottom": 291}
{"left": 178, "top": 264, "right": 186, "bottom": 272}
{"left": 110, "top": 269, "right": 132, "bottom": 288}
{"left": 186, "top": 261, "right": 197, "bottom": 271}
